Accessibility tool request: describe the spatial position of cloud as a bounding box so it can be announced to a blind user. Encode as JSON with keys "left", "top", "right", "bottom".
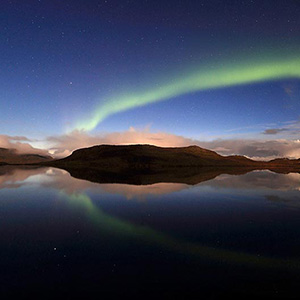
{"left": 263, "top": 128, "right": 288, "bottom": 135}
{"left": 0, "top": 135, "right": 50, "bottom": 156}
{"left": 47, "top": 128, "right": 196, "bottom": 157}
{"left": 3, "top": 126, "right": 300, "bottom": 160}
{"left": 47, "top": 127, "right": 300, "bottom": 160}
{"left": 198, "top": 139, "right": 300, "bottom": 160}
{"left": 260, "top": 120, "right": 300, "bottom": 136}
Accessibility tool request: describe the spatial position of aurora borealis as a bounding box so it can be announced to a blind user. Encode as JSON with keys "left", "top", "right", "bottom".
{"left": 76, "top": 55, "right": 300, "bottom": 131}
{"left": 0, "top": 0, "right": 300, "bottom": 156}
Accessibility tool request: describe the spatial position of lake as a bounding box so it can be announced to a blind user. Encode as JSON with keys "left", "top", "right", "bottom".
{"left": 0, "top": 166, "right": 299, "bottom": 299}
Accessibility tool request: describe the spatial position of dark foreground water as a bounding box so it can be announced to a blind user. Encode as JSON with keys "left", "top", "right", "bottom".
{"left": 0, "top": 166, "right": 300, "bottom": 299}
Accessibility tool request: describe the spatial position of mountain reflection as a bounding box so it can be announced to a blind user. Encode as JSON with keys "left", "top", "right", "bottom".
{"left": 0, "top": 166, "right": 300, "bottom": 198}
{"left": 0, "top": 166, "right": 189, "bottom": 198}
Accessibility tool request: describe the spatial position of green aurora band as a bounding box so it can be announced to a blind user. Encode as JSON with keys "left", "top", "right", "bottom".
{"left": 75, "top": 56, "right": 300, "bottom": 131}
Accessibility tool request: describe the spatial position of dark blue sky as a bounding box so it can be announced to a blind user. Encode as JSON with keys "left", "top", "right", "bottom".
{"left": 1, "top": 0, "right": 300, "bottom": 144}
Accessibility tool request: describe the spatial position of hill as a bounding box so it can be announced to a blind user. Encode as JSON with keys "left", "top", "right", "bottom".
{"left": 48, "top": 144, "right": 300, "bottom": 171}
{"left": 0, "top": 148, "right": 53, "bottom": 164}
{"left": 43, "top": 144, "right": 300, "bottom": 185}
{"left": 50, "top": 144, "right": 259, "bottom": 170}
{"left": 2, "top": 144, "right": 300, "bottom": 172}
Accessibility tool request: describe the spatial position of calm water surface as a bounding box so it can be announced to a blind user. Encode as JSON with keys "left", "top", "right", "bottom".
{"left": 0, "top": 166, "right": 300, "bottom": 299}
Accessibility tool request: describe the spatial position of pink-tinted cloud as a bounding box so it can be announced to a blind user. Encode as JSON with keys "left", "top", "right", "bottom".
{"left": 0, "top": 135, "right": 50, "bottom": 156}
{"left": 3, "top": 127, "right": 300, "bottom": 161}
{"left": 47, "top": 127, "right": 196, "bottom": 157}
{"left": 198, "top": 139, "right": 300, "bottom": 160}
{"left": 48, "top": 127, "right": 300, "bottom": 160}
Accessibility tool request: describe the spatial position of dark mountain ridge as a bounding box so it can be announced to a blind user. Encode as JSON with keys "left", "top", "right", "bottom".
{"left": 50, "top": 144, "right": 300, "bottom": 171}
{"left": 1, "top": 144, "right": 300, "bottom": 185}
{"left": 2, "top": 144, "right": 300, "bottom": 172}
{"left": 41, "top": 144, "right": 300, "bottom": 185}
{"left": 0, "top": 147, "right": 52, "bottom": 164}
{"left": 52, "top": 144, "right": 253, "bottom": 169}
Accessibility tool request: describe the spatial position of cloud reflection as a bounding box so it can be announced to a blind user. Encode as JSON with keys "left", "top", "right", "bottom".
{"left": 206, "top": 171, "right": 300, "bottom": 191}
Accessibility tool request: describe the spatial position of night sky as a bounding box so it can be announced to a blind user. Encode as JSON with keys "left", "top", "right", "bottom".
{"left": 1, "top": 0, "right": 300, "bottom": 158}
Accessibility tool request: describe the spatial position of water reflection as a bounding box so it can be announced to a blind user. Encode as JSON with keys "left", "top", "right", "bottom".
{"left": 209, "top": 170, "right": 300, "bottom": 191}
{"left": 1, "top": 166, "right": 300, "bottom": 298}
{"left": 1, "top": 166, "right": 300, "bottom": 201}
{"left": 0, "top": 166, "right": 189, "bottom": 197}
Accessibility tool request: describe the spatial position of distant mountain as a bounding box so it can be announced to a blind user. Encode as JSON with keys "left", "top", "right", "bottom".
{"left": 50, "top": 144, "right": 253, "bottom": 169}
{"left": 2, "top": 144, "right": 299, "bottom": 171}
{"left": 49, "top": 144, "right": 300, "bottom": 172}
{"left": 0, "top": 148, "right": 53, "bottom": 164}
